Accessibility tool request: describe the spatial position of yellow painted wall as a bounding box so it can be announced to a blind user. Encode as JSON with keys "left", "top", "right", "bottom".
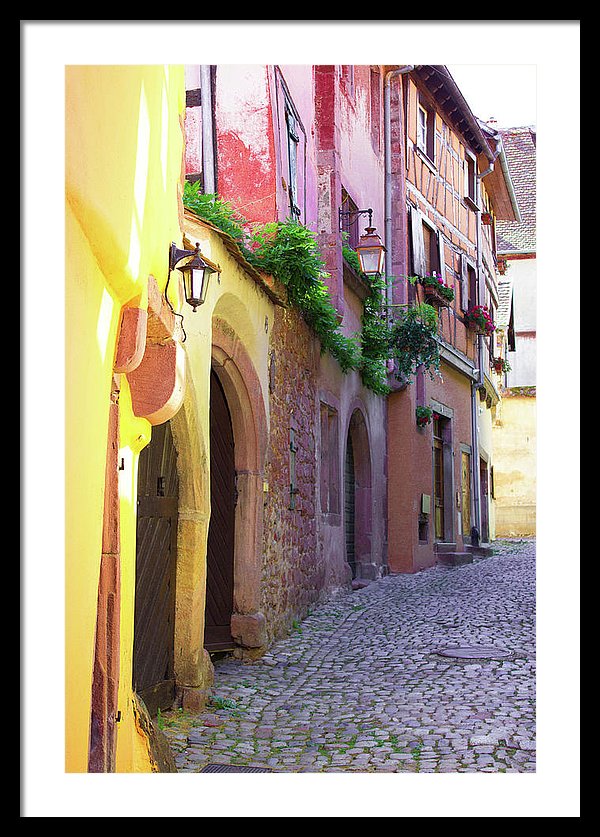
{"left": 65, "top": 65, "right": 185, "bottom": 772}
{"left": 492, "top": 392, "right": 537, "bottom": 536}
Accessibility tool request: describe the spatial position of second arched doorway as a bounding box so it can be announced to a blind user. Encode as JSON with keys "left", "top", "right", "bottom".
{"left": 204, "top": 369, "right": 236, "bottom": 652}
{"left": 344, "top": 408, "right": 373, "bottom": 581}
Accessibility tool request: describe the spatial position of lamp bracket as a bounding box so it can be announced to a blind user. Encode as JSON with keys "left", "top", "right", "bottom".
{"left": 169, "top": 242, "right": 221, "bottom": 276}
{"left": 170, "top": 242, "right": 199, "bottom": 272}
{"left": 338, "top": 207, "right": 373, "bottom": 231}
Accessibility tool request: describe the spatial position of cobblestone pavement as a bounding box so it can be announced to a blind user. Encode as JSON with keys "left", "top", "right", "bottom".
{"left": 161, "top": 538, "right": 536, "bottom": 774}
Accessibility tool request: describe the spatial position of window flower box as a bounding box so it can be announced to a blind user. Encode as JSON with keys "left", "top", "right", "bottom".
{"left": 417, "top": 274, "right": 455, "bottom": 307}
{"left": 465, "top": 304, "right": 495, "bottom": 335}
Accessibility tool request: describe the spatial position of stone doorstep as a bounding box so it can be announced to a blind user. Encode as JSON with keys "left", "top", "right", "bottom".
{"left": 436, "top": 552, "right": 473, "bottom": 567}
{"left": 465, "top": 544, "right": 494, "bottom": 558}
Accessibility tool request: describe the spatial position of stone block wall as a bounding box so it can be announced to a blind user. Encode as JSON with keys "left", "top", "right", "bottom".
{"left": 261, "top": 304, "right": 324, "bottom": 645}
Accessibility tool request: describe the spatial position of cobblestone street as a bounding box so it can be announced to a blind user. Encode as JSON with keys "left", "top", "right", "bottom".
{"left": 161, "top": 539, "right": 536, "bottom": 776}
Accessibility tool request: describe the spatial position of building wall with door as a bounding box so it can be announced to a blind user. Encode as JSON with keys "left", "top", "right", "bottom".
{"left": 386, "top": 68, "right": 519, "bottom": 570}
{"left": 387, "top": 69, "right": 482, "bottom": 571}
{"left": 65, "top": 65, "right": 187, "bottom": 772}
{"left": 185, "top": 64, "right": 389, "bottom": 649}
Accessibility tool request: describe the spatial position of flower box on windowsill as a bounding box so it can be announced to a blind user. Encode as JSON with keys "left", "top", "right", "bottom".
{"left": 423, "top": 284, "right": 453, "bottom": 308}
{"left": 465, "top": 305, "right": 495, "bottom": 336}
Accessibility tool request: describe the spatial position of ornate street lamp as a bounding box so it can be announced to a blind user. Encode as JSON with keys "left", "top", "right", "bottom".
{"left": 338, "top": 206, "right": 386, "bottom": 276}
{"left": 355, "top": 225, "right": 386, "bottom": 276}
{"left": 169, "top": 242, "right": 220, "bottom": 311}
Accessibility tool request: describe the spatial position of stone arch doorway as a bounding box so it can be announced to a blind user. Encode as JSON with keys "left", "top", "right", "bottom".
{"left": 209, "top": 324, "right": 268, "bottom": 658}
{"left": 344, "top": 407, "right": 373, "bottom": 580}
{"left": 204, "top": 369, "right": 236, "bottom": 651}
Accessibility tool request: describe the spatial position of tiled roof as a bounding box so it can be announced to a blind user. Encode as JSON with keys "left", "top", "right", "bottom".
{"left": 496, "top": 127, "right": 536, "bottom": 253}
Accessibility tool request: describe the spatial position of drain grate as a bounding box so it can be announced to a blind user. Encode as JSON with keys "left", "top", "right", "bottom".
{"left": 436, "top": 645, "right": 512, "bottom": 660}
{"left": 200, "top": 764, "right": 273, "bottom": 773}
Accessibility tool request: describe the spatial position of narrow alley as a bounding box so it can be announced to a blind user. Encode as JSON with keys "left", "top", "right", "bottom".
{"left": 161, "top": 538, "right": 536, "bottom": 774}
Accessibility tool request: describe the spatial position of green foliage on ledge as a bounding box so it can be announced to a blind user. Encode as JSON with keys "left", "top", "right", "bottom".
{"left": 182, "top": 184, "right": 441, "bottom": 395}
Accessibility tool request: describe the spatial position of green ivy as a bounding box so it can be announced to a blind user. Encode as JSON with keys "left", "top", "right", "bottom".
{"left": 182, "top": 185, "right": 440, "bottom": 393}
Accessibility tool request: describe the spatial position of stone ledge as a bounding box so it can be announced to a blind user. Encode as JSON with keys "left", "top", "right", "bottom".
{"left": 436, "top": 552, "right": 473, "bottom": 567}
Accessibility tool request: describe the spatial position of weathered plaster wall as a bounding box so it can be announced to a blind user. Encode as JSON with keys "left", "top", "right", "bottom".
{"left": 492, "top": 390, "right": 537, "bottom": 536}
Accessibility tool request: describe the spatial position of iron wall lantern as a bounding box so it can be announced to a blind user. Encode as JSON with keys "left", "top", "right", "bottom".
{"left": 169, "top": 242, "right": 220, "bottom": 311}
{"left": 355, "top": 225, "right": 386, "bottom": 276}
{"left": 338, "top": 206, "right": 386, "bottom": 276}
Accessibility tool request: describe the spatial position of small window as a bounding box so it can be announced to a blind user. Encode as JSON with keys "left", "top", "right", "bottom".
{"left": 285, "top": 103, "right": 301, "bottom": 220}
{"left": 417, "top": 99, "right": 435, "bottom": 163}
{"left": 340, "top": 188, "right": 360, "bottom": 249}
{"left": 320, "top": 403, "right": 340, "bottom": 515}
{"left": 464, "top": 150, "right": 478, "bottom": 209}
{"left": 411, "top": 208, "right": 444, "bottom": 281}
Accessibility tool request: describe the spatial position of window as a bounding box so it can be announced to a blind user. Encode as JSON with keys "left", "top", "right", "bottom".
{"left": 340, "top": 188, "right": 360, "bottom": 249}
{"left": 464, "top": 150, "right": 478, "bottom": 209}
{"left": 285, "top": 102, "right": 301, "bottom": 220}
{"left": 276, "top": 69, "right": 306, "bottom": 223}
{"left": 410, "top": 206, "right": 445, "bottom": 281}
{"left": 320, "top": 403, "right": 340, "bottom": 515}
{"left": 460, "top": 255, "right": 477, "bottom": 312}
{"left": 417, "top": 99, "right": 435, "bottom": 163}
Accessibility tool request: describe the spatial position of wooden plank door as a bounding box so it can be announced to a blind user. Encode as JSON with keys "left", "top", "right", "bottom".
{"left": 133, "top": 421, "right": 178, "bottom": 717}
{"left": 204, "top": 370, "right": 236, "bottom": 652}
{"left": 461, "top": 451, "right": 472, "bottom": 538}
{"left": 479, "top": 459, "right": 490, "bottom": 543}
{"left": 433, "top": 437, "right": 445, "bottom": 540}
{"left": 344, "top": 433, "right": 356, "bottom": 579}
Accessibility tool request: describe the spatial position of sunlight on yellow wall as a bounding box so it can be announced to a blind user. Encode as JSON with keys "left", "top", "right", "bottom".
{"left": 65, "top": 64, "right": 185, "bottom": 773}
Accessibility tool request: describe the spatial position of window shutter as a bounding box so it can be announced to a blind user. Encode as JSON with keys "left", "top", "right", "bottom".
{"left": 436, "top": 231, "right": 446, "bottom": 283}
{"left": 460, "top": 254, "right": 469, "bottom": 312}
{"left": 410, "top": 206, "right": 426, "bottom": 277}
{"left": 286, "top": 108, "right": 300, "bottom": 219}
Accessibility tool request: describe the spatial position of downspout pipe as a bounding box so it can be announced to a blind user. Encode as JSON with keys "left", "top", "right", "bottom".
{"left": 384, "top": 65, "right": 415, "bottom": 308}
{"left": 470, "top": 148, "right": 501, "bottom": 541}
{"left": 200, "top": 65, "right": 216, "bottom": 195}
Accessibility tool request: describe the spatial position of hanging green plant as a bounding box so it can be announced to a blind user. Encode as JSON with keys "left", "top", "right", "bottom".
{"left": 415, "top": 405, "right": 433, "bottom": 427}
{"left": 389, "top": 302, "right": 441, "bottom": 382}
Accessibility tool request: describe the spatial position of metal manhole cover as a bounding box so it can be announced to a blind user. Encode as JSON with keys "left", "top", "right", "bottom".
{"left": 200, "top": 764, "right": 273, "bottom": 773}
{"left": 436, "top": 645, "right": 512, "bottom": 660}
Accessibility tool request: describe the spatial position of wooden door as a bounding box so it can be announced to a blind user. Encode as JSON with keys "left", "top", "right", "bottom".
{"left": 479, "top": 459, "right": 490, "bottom": 543}
{"left": 433, "top": 437, "right": 445, "bottom": 540}
{"left": 133, "top": 421, "right": 178, "bottom": 717}
{"left": 204, "top": 370, "right": 236, "bottom": 652}
{"left": 344, "top": 433, "right": 356, "bottom": 579}
{"left": 461, "top": 451, "right": 471, "bottom": 538}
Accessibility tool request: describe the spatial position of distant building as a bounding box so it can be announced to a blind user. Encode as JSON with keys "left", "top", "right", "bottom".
{"left": 492, "top": 126, "right": 537, "bottom": 536}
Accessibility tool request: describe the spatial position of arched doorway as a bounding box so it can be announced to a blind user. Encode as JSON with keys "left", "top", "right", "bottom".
{"left": 204, "top": 369, "right": 236, "bottom": 652}
{"left": 344, "top": 408, "right": 373, "bottom": 580}
{"left": 344, "top": 432, "right": 357, "bottom": 579}
{"left": 133, "top": 420, "right": 178, "bottom": 717}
